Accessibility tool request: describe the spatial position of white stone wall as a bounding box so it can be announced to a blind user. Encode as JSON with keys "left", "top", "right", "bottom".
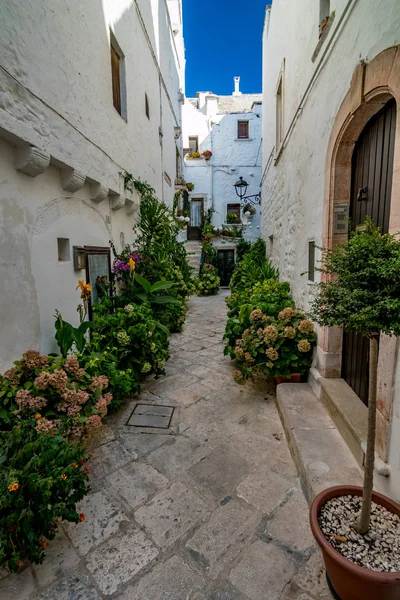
{"left": 182, "top": 93, "right": 262, "bottom": 241}
{"left": 261, "top": 0, "right": 400, "bottom": 500}
{"left": 0, "top": 0, "right": 184, "bottom": 370}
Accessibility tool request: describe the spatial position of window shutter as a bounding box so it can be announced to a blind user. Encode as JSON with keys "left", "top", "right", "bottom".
{"left": 238, "top": 121, "right": 249, "bottom": 139}
{"left": 111, "top": 45, "right": 121, "bottom": 114}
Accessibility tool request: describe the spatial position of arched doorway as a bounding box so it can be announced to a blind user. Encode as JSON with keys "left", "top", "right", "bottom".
{"left": 341, "top": 99, "right": 397, "bottom": 405}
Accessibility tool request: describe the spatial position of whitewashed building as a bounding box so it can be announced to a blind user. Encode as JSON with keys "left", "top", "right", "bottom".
{"left": 261, "top": 0, "right": 400, "bottom": 501}
{"left": 0, "top": 0, "right": 185, "bottom": 370}
{"left": 182, "top": 78, "right": 262, "bottom": 283}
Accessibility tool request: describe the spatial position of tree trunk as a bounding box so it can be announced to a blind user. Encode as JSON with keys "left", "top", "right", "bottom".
{"left": 355, "top": 335, "right": 379, "bottom": 535}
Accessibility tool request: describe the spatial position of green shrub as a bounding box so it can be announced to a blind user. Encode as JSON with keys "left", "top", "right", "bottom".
{"left": 195, "top": 264, "right": 220, "bottom": 296}
{"left": 0, "top": 420, "right": 90, "bottom": 571}
{"left": 236, "top": 239, "right": 252, "bottom": 262}
{"left": 91, "top": 300, "right": 169, "bottom": 378}
{"left": 229, "top": 239, "right": 277, "bottom": 293}
{"left": 232, "top": 308, "right": 317, "bottom": 384}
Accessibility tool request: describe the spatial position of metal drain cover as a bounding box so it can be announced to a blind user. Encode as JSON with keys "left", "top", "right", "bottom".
{"left": 127, "top": 403, "right": 174, "bottom": 429}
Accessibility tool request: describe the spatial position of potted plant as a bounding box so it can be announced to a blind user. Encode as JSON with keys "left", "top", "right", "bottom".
{"left": 231, "top": 305, "right": 316, "bottom": 385}
{"left": 201, "top": 150, "right": 213, "bottom": 160}
{"left": 186, "top": 182, "right": 195, "bottom": 192}
{"left": 226, "top": 212, "right": 239, "bottom": 225}
{"left": 242, "top": 203, "right": 256, "bottom": 216}
{"left": 309, "top": 218, "right": 400, "bottom": 600}
{"left": 185, "top": 151, "right": 201, "bottom": 159}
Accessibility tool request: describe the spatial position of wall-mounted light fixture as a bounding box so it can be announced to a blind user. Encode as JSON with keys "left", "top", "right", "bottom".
{"left": 234, "top": 176, "right": 261, "bottom": 206}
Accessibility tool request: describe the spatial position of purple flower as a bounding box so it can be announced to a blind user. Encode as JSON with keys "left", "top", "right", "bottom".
{"left": 130, "top": 253, "right": 142, "bottom": 264}
{"left": 113, "top": 259, "right": 130, "bottom": 273}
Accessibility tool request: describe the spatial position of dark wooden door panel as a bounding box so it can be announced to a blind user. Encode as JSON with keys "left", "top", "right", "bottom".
{"left": 217, "top": 249, "right": 235, "bottom": 286}
{"left": 342, "top": 99, "right": 396, "bottom": 406}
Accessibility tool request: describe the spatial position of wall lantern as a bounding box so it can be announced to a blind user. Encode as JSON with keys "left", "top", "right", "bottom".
{"left": 234, "top": 176, "right": 261, "bottom": 206}
{"left": 73, "top": 246, "right": 86, "bottom": 271}
{"left": 234, "top": 176, "right": 248, "bottom": 199}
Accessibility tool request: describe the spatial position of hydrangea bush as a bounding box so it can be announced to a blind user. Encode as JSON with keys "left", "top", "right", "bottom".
{"left": 0, "top": 351, "right": 112, "bottom": 436}
{"left": 195, "top": 264, "right": 220, "bottom": 296}
{"left": 232, "top": 307, "right": 317, "bottom": 384}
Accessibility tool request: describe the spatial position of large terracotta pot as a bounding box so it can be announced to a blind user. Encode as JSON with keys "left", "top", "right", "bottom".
{"left": 310, "top": 485, "right": 400, "bottom": 600}
{"left": 275, "top": 373, "right": 301, "bottom": 385}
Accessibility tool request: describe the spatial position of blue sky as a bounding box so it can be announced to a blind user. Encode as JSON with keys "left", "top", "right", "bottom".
{"left": 183, "top": 0, "right": 271, "bottom": 97}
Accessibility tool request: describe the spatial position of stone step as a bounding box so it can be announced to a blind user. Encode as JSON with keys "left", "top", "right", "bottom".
{"left": 320, "top": 377, "right": 367, "bottom": 468}
{"left": 276, "top": 383, "right": 363, "bottom": 504}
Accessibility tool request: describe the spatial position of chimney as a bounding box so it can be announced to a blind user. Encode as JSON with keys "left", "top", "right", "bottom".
{"left": 233, "top": 76, "right": 242, "bottom": 96}
{"left": 205, "top": 94, "right": 219, "bottom": 120}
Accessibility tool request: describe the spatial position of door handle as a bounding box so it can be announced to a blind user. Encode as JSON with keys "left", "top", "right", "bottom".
{"left": 357, "top": 186, "right": 368, "bottom": 201}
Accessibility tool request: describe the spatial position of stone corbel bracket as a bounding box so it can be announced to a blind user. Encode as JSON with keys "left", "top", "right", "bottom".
{"left": 60, "top": 168, "right": 86, "bottom": 192}
{"left": 109, "top": 190, "right": 126, "bottom": 211}
{"left": 90, "top": 181, "right": 109, "bottom": 203}
{"left": 16, "top": 146, "right": 50, "bottom": 177}
{"left": 125, "top": 188, "right": 140, "bottom": 215}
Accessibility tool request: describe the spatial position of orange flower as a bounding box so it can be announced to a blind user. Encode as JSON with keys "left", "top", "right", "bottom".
{"left": 61, "top": 474, "right": 67, "bottom": 481}
{"left": 79, "top": 513, "right": 85, "bottom": 522}
{"left": 71, "top": 463, "right": 78, "bottom": 468}
{"left": 128, "top": 258, "right": 136, "bottom": 271}
{"left": 76, "top": 280, "right": 92, "bottom": 300}
{"left": 35, "top": 413, "right": 41, "bottom": 420}
{"left": 40, "top": 539, "right": 47, "bottom": 549}
{"left": 8, "top": 482, "right": 20, "bottom": 492}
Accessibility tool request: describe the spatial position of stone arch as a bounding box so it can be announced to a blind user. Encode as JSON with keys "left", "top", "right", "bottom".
{"left": 31, "top": 195, "right": 112, "bottom": 356}
{"left": 318, "top": 46, "right": 400, "bottom": 461}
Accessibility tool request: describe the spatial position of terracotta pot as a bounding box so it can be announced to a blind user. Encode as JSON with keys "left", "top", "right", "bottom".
{"left": 310, "top": 485, "right": 400, "bottom": 600}
{"left": 274, "top": 373, "right": 301, "bottom": 385}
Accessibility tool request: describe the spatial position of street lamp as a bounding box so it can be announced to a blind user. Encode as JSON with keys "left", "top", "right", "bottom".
{"left": 234, "top": 176, "right": 248, "bottom": 200}
{"left": 233, "top": 176, "right": 261, "bottom": 206}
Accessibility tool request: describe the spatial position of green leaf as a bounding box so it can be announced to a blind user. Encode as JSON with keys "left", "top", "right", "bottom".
{"left": 156, "top": 321, "right": 170, "bottom": 336}
{"left": 150, "top": 280, "right": 175, "bottom": 293}
{"left": 134, "top": 273, "right": 152, "bottom": 294}
{"left": 150, "top": 296, "right": 182, "bottom": 305}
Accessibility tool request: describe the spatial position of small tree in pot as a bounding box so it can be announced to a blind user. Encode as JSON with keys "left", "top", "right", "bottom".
{"left": 311, "top": 218, "right": 400, "bottom": 534}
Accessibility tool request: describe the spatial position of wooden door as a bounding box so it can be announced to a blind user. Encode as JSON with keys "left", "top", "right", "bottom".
{"left": 342, "top": 99, "right": 396, "bottom": 405}
{"left": 187, "top": 198, "right": 203, "bottom": 240}
{"left": 217, "top": 249, "right": 235, "bottom": 286}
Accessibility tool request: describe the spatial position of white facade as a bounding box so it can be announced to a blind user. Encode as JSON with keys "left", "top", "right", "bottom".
{"left": 261, "top": 0, "right": 400, "bottom": 501}
{"left": 182, "top": 79, "right": 262, "bottom": 243}
{"left": 0, "top": 0, "right": 184, "bottom": 370}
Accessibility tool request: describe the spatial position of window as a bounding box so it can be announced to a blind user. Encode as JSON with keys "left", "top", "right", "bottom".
{"left": 227, "top": 203, "right": 241, "bottom": 223}
{"left": 237, "top": 120, "right": 249, "bottom": 139}
{"left": 188, "top": 136, "right": 198, "bottom": 152}
{"left": 276, "top": 63, "right": 284, "bottom": 155}
{"left": 308, "top": 241, "right": 315, "bottom": 282}
{"left": 57, "top": 238, "right": 70, "bottom": 262}
{"left": 110, "top": 33, "right": 127, "bottom": 120}
{"left": 145, "top": 93, "right": 150, "bottom": 119}
{"left": 84, "top": 246, "right": 111, "bottom": 318}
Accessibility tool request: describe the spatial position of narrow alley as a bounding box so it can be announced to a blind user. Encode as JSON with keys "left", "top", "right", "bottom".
{"left": 1, "top": 292, "right": 331, "bottom": 600}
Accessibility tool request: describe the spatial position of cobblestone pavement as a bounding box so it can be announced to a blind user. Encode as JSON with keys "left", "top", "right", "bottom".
{"left": 1, "top": 291, "right": 331, "bottom": 600}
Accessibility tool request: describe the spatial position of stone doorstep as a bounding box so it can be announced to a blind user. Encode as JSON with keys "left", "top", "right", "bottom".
{"left": 320, "top": 377, "right": 367, "bottom": 468}
{"left": 276, "top": 383, "right": 363, "bottom": 504}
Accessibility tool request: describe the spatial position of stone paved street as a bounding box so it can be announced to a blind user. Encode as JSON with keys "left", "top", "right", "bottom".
{"left": 0, "top": 291, "right": 331, "bottom": 600}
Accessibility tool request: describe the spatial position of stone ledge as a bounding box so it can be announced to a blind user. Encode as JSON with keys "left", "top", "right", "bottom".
{"left": 320, "top": 377, "right": 367, "bottom": 468}
{"left": 276, "top": 383, "right": 363, "bottom": 504}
